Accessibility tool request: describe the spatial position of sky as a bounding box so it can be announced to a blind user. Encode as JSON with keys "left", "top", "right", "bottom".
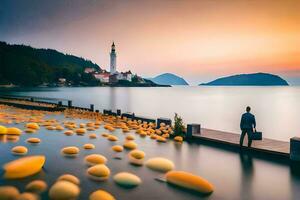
{"left": 1, "top": 0, "right": 300, "bottom": 85}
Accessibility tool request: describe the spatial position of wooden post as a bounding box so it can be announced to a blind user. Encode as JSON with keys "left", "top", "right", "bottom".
{"left": 68, "top": 100, "right": 72, "bottom": 108}
{"left": 186, "top": 124, "right": 201, "bottom": 140}
{"left": 290, "top": 137, "right": 300, "bottom": 161}
{"left": 90, "top": 104, "right": 94, "bottom": 112}
{"left": 117, "top": 109, "right": 121, "bottom": 116}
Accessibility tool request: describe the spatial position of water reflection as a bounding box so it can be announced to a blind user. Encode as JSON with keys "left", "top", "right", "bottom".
{"left": 239, "top": 151, "right": 254, "bottom": 200}
{"left": 0, "top": 135, "right": 20, "bottom": 143}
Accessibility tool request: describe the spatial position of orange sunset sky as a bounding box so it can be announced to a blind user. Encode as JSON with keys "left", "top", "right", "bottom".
{"left": 1, "top": 0, "right": 300, "bottom": 84}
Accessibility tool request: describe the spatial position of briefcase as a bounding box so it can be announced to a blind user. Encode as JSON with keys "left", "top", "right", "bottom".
{"left": 251, "top": 131, "right": 262, "bottom": 140}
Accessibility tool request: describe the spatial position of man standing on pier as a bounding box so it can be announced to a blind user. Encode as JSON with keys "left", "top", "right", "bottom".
{"left": 240, "top": 106, "right": 256, "bottom": 147}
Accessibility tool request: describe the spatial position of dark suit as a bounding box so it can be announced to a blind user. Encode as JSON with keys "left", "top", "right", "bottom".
{"left": 240, "top": 112, "right": 256, "bottom": 147}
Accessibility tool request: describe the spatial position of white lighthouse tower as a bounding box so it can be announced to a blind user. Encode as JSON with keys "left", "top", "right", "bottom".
{"left": 110, "top": 42, "right": 117, "bottom": 74}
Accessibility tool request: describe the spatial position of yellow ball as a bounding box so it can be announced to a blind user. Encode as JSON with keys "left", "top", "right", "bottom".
{"left": 26, "top": 123, "right": 40, "bottom": 130}
{"left": 166, "top": 171, "right": 214, "bottom": 194}
{"left": 125, "top": 135, "right": 135, "bottom": 140}
{"left": 26, "top": 180, "right": 48, "bottom": 194}
{"left": 49, "top": 181, "right": 80, "bottom": 200}
{"left": 0, "top": 186, "right": 20, "bottom": 199}
{"left": 7, "top": 127, "right": 22, "bottom": 135}
{"left": 64, "top": 130, "right": 74, "bottom": 136}
{"left": 111, "top": 145, "right": 123, "bottom": 152}
{"left": 89, "top": 190, "right": 115, "bottom": 200}
{"left": 61, "top": 146, "right": 80, "bottom": 157}
{"left": 3, "top": 155, "right": 46, "bottom": 179}
{"left": 57, "top": 174, "right": 80, "bottom": 185}
{"left": 11, "top": 146, "right": 28, "bottom": 155}
{"left": 0, "top": 125, "right": 7, "bottom": 134}
{"left": 145, "top": 157, "right": 174, "bottom": 172}
{"left": 83, "top": 143, "right": 95, "bottom": 150}
{"left": 18, "top": 192, "right": 39, "bottom": 200}
{"left": 113, "top": 172, "right": 141, "bottom": 188}
{"left": 123, "top": 141, "right": 137, "bottom": 150}
{"left": 85, "top": 154, "right": 107, "bottom": 166}
{"left": 107, "top": 135, "right": 118, "bottom": 141}
{"left": 87, "top": 164, "right": 110, "bottom": 181}
{"left": 26, "top": 137, "right": 41, "bottom": 144}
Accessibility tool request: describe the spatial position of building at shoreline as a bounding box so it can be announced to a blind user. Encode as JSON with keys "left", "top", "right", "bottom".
{"left": 84, "top": 42, "right": 133, "bottom": 84}
{"left": 110, "top": 42, "right": 117, "bottom": 75}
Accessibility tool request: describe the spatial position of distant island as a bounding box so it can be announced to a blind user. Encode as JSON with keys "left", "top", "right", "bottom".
{"left": 148, "top": 73, "right": 189, "bottom": 85}
{"left": 0, "top": 41, "right": 167, "bottom": 87}
{"left": 199, "top": 73, "right": 289, "bottom": 86}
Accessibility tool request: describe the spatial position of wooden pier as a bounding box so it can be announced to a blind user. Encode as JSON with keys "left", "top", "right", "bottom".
{"left": 193, "top": 128, "right": 290, "bottom": 157}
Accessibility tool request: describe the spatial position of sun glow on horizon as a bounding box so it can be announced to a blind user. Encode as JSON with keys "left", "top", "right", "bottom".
{"left": 1, "top": 0, "right": 300, "bottom": 82}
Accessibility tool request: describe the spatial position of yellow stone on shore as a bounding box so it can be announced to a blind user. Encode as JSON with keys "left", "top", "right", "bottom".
{"left": 0, "top": 186, "right": 20, "bottom": 199}
{"left": 85, "top": 154, "right": 107, "bottom": 166}
{"left": 150, "top": 134, "right": 158, "bottom": 140}
{"left": 11, "top": 146, "right": 28, "bottom": 155}
{"left": 156, "top": 136, "right": 167, "bottom": 143}
{"left": 26, "top": 180, "right": 48, "bottom": 194}
{"left": 49, "top": 181, "right": 80, "bottom": 200}
{"left": 18, "top": 192, "right": 39, "bottom": 200}
{"left": 128, "top": 150, "right": 145, "bottom": 166}
{"left": 101, "top": 133, "right": 109, "bottom": 137}
{"left": 89, "top": 190, "right": 115, "bottom": 200}
{"left": 75, "top": 128, "right": 86, "bottom": 135}
{"left": 3, "top": 155, "right": 46, "bottom": 179}
{"left": 123, "top": 141, "right": 137, "bottom": 150}
{"left": 7, "top": 127, "right": 22, "bottom": 135}
{"left": 87, "top": 127, "right": 95, "bottom": 131}
{"left": 87, "top": 164, "right": 110, "bottom": 181}
{"left": 0, "top": 125, "right": 7, "bottom": 134}
{"left": 113, "top": 172, "right": 141, "bottom": 188}
{"left": 57, "top": 174, "right": 80, "bottom": 185}
{"left": 26, "top": 137, "right": 41, "bottom": 144}
{"left": 112, "top": 145, "right": 123, "bottom": 152}
{"left": 86, "top": 122, "right": 94, "bottom": 127}
{"left": 125, "top": 135, "right": 135, "bottom": 140}
{"left": 83, "top": 143, "right": 95, "bottom": 150}
{"left": 107, "top": 135, "right": 118, "bottom": 142}
{"left": 46, "top": 126, "right": 56, "bottom": 130}
{"left": 174, "top": 136, "right": 183, "bottom": 142}
{"left": 55, "top": 125, "right": 64, "bottom": 131}
{"left": 61, "top": 146, "right": 80, "bottom": 157}
{"left": 26, "top": 123, "right": 40, "bottom": 130}
{"left": 166, "top": 171, "right": 214, "bottom": 194}
{"left": 6, "top": 135, "right": 20, "bottom": 142}
{"left": 89, "top": 133, "right": 97, "bottom": 139}
{"left": 122, "top": 128, "right": 130, "bottom": 133}
{"left": 145, "top": 157, "right": 174, "bottom": 172}
{"left": 64, "top": 130, "right": 74, "bottom": 136}
{"left": 139, "top": 131, "right": 147, "bottom": 137}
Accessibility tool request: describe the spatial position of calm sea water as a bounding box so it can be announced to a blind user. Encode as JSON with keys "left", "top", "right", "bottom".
{"left": 1, "top": 86, "right": 300, "bottom": 199}
{"left": 0, "top": 117, "right": 299, "bottom": 200}
{"left": 2, "top": 86, "right": 299, "bottom": 142}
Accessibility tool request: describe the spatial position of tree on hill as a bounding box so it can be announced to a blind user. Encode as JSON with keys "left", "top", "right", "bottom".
{"left": 0, "top": 41, "right": 101, "bottom": 86}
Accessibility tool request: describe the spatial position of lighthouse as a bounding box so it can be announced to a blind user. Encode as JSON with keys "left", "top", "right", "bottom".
{"left": 110, "top": 42, "right": 117, "bottom": 74}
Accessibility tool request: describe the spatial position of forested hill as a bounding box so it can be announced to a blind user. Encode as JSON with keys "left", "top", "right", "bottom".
{"left": 0, "top": 41, "right": 100, "bottom": 86}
